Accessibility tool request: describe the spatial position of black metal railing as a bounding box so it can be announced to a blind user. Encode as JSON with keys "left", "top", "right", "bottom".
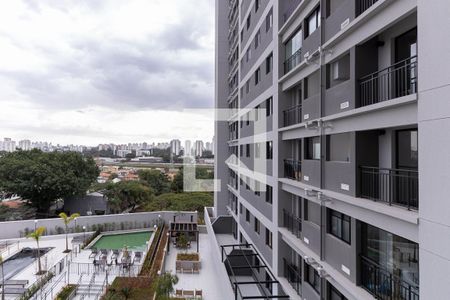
{"left": 356, "top": 0, "right": 379, "bottom": 16}
{"left": 359, "top": 55, "right": 417, "bottom": 107}
{"left": 282, "top": 209, "right": 302, "bottom": 238}
{"left": 284, "top": 159, "right": 302, "bottom": 181}
{"left": 284, "top": 48, "right": 302, "bottom": 74}
{"left": 360, "top": 256, "right": 419, "bottom": 300}
{"left": 283, "top": 258, "right": 302, "bottom": 296}
{"left": 360, "top": 166, "right": 419, "bottom": 210}
{"left": 283, "top": 104, "right": 302, "bottom": 127}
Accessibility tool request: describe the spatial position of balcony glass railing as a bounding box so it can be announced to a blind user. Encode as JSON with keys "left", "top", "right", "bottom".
{"left": 360, "top": 255, "right": 419, "bottom": 300}
{"left": 359, "top": 56, "right": 417, "bottom": 107}
{"left": 356, "top": 0, "right": 379, "bottom": 16}
{"left": 283, "top": 258, "right": 302, "bottom": 296}
{"left": 282, "top": 209, "right": 301, "bottom": 238}
{"left": 284, "top": 48, "right": 302, "bottom": 74}
{"left": 283, "top": 104, "right": 302, "bottom": 127}
{"left": 360, "top": 166, "right": 418, "bottom": 210}
{"left": 284, "top": 159, "right": 302, "bottom": 181}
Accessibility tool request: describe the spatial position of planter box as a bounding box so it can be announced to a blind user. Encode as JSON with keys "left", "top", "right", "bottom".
{"left": 175, "top": 259, "right": 201, "bottom": 273}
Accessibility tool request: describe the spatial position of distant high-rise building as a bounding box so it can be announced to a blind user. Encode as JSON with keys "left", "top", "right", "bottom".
{"left": 18, "top": 140, "right": 31, "bottom": 151}
{"left": 205, "top": 142, "right": 212, "bottom": 152}
{"left": 185, "top": 140, "right": 192, "bottom": 157}
{"left": 211, "top": 136, "right": 215, "bottom": 156}
{"left": 194, "top": 140, "right": 204, "bottom": 157}
{"left": 170, "top": 139, "right": 181, "bottom": 155}
{"left": 2, "top": 138, "right": 15, "bottom": 152}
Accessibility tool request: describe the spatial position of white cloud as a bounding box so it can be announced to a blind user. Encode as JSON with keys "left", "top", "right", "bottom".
{"left": 0, "top": 0, "right": 214, "bottom": 145}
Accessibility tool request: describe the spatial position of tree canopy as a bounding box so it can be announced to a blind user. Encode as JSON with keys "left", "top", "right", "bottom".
{"left": 170, "top": 167, "right": 214, "bottom": 193}
{"left": 0, "top": 150, "right": 99, "bottom": 215}
{"left": 104, "top": 181, "right": 154, "bottom": 212}
{"left": 142, "top": 192, "right": 212, "bottom": 213}
{"left": 138, "top": 169, "right": 170, "bottom": 195}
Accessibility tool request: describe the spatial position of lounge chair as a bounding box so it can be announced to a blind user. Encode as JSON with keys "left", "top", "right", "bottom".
{"left": 89, "top": 248, "right": 98, "bottom": 258}
{"left": 111, "top": 249, "right": 120, "bottom": 260}
{"left": 133, "top": 252, "right": 142, "bottom": 263}
{"left": 195, "top": 289, "right": 203, "bottom": 299}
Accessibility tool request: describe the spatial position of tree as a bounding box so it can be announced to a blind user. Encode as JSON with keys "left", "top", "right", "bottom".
{"left": 153, "top": 272, "right": 178, "bottom": 299}
{"left": 142, "top": 192, "right": 213, "bottom": 213}
{"left": 170, "top": 168, "right": 214, "bottom": 193}
{"left": 59, "top": 212, "right": 80, "bottom": 252}
{"left": 27, "top": 226, "right": 46, "bottom": 274}
{"left": 104, "top": 181, "right": 153, "bottom": 212}
{"left": 177, "top": 233, "right": 189, "bottom": 253}
{"left": 138, "top": 169, "right": 170, "bottom": 195}
{"left": 0, "top": 150, "right": 99, "bottom": 216}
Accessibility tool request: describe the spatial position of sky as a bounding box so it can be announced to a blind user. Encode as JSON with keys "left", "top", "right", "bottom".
{"left": 0, "top": 0, "right": 215, "bottom": 146}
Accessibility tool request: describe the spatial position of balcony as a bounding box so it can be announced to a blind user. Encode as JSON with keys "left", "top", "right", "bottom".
{"left": 356, "top": 0, "right": 379, "bottom": 17}
{"left": 283, "top": 258, "right": 302, "bottom": 296}
{"left": 284, "top": 159, "right": 302, "bottom": 181}
{"left": 282, "top": 209, "right": 302, "bottom": 238}
{"left": 284, "top": 48, "right": 302, "bottom": 75}
{"left": 360, "top": 255, "right": 419, "bottom": 300}
{"left": 283, "top": 104, "right": 302, "bottom": 127}
{"left": 359, "top": 56, "right": 418, "bottom": 107}
{"left": 360, "top": 166, "right": 419, "bottom": 210}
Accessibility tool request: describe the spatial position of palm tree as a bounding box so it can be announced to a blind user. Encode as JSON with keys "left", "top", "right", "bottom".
{"left": 27, "top": 226, "right": 46, "bottom": 275}
{"left": 59, "top": 212, "right": 80, "bottom": 252}
{"left": 0, "top": 255, "right": 4, "bottom": 300}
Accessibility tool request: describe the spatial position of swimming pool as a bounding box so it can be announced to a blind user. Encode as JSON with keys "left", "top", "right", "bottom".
{"left": 0, "top": 247, "right": 52, "bottom": 281}
{"left": 91, "top": 231, "right": 152, "bottom": 251}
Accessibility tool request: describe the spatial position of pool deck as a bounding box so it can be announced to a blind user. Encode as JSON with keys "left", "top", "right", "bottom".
{"left": 163, "top": 233, "right": 234, "bottom": 300}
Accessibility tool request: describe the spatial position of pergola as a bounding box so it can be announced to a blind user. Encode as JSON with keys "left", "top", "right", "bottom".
{"left": 167, "top": 221, "right": 199, "bottom": 252}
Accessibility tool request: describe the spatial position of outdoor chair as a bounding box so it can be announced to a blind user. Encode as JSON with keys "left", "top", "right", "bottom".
{"left": 183, "top": 290, "right": 194, "bottom": 297}
{"left": 133, "top": 251, "right": 142, "bottom": 263}
{"left": 89, "top": 248, "right": 98, "bottom": 258}
{"left": 175, "top": 289, "right": 183, "bottom": 297}
{"left": 111, "top": 249, "right": 119, "bottom": 260}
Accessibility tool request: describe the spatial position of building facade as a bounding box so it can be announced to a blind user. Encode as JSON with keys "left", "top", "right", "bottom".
{"left": 213, "top": 0, "right": 450, "bottom": 299}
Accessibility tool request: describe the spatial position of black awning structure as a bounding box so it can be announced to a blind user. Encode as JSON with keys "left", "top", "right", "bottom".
{"left": 167, "top": 221, "right": 200, "bottom": 252}
{"left": 221, "top": 243, "right": 289, "bottom": 300}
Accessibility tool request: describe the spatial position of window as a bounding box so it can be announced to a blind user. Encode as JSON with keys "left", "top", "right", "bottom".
{"left": 304, "top": 199, "right": 309, "bottom": 221}
{"left": 247, "top": 14, "right": 251, "bottom": 30}
{"left": 255, "top": 67, "right": 261, "bottom": 85}
{"left": 240, "top": 30, "right": 244, "bottom": 42}
{"left": 255, "top": 29, "right": 261, "bottom": 49}
{"left": 265, "top": 228, "right": 273, "bottom": 248}
{"left": 266, "top": 141, "right": 273, "bottom": 159}
{"left": 254, "top": 217, "right": 260, "bottom": 234}
{"left": 255, "top": 181, "right": 260, "bottom": 196}
{"left": 255, "top": 105, "right": 259, "bottom": 121}
{"left": 255, "top": 142, "right": 261, "bottom": 158}
{"left": 240, "top": 117, "right": 243, "bottom": 128}
{"left": 266, "top": 53, "right": 273, "bottom": 74}
{"left": 255, "top": 0, "right": 260, "bottom": 12}
{"left": 285, "top": 29, "right": 302, "bottom": 59}
{"left": 240, "top": 177, "right": 243, "bottom": 186}
{"left": 305, "top": 263, "right": 320, "bottom": 294}
{"left": 266, "top": 185, "right": 273, "bottom": 204}
{"left": 245, "top": 80, "right": 250, "bottom": 94}
{"left": 305, "top": 136, "right": 320, "bottom": 160}
{"left": 266, "top": 97, "right": 273, "bottom": 116}
{"left": 246, "top": 112, "right": 250, "bottom": 125}
{"left": 246, "top": 209, "right": 250, "bottom": 222}
{"left": 306, "top": 6, "right": 321, "bottom": 38}
{"left": 265, "top": 9, "right": 273, "bottom": 32}
{"left": 329, "top": 283, "right": 348, "bottom": 300}
{"left": 328, "top": 209, "right": 351, "bottom": 244}
{"left": 240, "top": 203, "right": 243, "bottom": 214}
{"left": 246, "top": 177, "right": 250, "bottom": 190}
{"left": 240, "top": 144, "right": 243, "bottom": 157}
{"left": 246, "top": 144, "right": 250, "bottom": 157}
{"left": 265, "top": 272, "right": 273, "bottom": 292}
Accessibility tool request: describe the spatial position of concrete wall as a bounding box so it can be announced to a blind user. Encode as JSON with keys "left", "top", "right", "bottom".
{"left": 418, "top": 0, "right": 450, "bottom": 299}
{"left": 0, "top": 211, "right": 197, "bottom": 239}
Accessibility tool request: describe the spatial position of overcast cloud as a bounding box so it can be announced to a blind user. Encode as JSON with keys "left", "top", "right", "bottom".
{"left": 0, "top": 0, "right": 214, "bottom": 145}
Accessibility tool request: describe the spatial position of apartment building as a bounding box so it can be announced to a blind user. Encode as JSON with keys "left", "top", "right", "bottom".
{"left": 213, "top": 0, "right": 450, "bottom": 299}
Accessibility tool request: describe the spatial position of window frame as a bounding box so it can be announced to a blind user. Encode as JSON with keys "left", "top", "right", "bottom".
{"left": 305, "top": 263, "right": 321, "bottom": 294}
{"left": 328, "top": 209, "right": 351, "bottom": 244}
{"left": 265, "top": 228, "right": 273, "bottom": 248}
{"left": 265, "top": 185, "right": 273, "bottom": 204}
{"left": 266, "top": 53, "right": 273, "bottom": 74}
{"left": 254, "top": 217, "right": 260, "bottom": 234}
